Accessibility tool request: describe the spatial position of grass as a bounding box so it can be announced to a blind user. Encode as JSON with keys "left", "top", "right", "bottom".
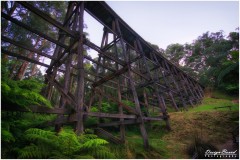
{"left": 107, "top": 91, "right": 239, "bottom": 159}
{"left": 189, "top": 97, "right": 239, "bottom": 112}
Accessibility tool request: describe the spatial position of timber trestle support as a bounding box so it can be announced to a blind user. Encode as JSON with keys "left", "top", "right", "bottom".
{"left": 1, "top": 1, "right": 204, "bottom": 149}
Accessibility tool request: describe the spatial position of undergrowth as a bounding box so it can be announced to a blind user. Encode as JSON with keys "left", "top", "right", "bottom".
{"left": 1, "top": 112, "right": 115, "bottom": 159}
{"left": 2, "top": 78, "right": 52, "bottom": 109}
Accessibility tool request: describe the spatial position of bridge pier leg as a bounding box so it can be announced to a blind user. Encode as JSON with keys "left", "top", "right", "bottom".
{"left": 115, "top": 19, "right": 149, "bottom": 149}
{"left": 75, "top": 2, "right": 85, "bottom": 135}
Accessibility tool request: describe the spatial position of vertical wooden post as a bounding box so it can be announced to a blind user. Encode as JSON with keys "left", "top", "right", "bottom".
{"left": 188, "top": 77, "right": 203, "bottom": 100}
{"left": 115, "top": 19, "right": 149, "bottom": 149}
{"left": 55, "top": 53, "right": 73, "bottom": 132}
{"left": 160, "top": 59, "right": 187, "bottom": 110}
{"left": 170, "top": 65, "right": 189, "bottom": 110}
{"left": 75, "top": 2, "right": 85, "bottom": 135}
{"left": 45, "top": 2, "right": 75, "bottom": 100}
{"left": 87, "top": 90, "right": 95, "bottom": 112}
{"left": 151, "top": 53, "right": 179, "bottom": 111}
{"left": 112, "top": 20, "right": 125, "bottom": 142}
{"left": 136, "top": 39, "right": 171, "bottom": 130}
{"left": 179, "top": 72, "right": 198, "bottom": 105}
{"left": 143, "top": 89, "right": 149, "bottom": 116}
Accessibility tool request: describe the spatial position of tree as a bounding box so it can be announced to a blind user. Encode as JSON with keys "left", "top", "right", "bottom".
{"left": 164, "top": 29, "right": 239, "bottom": 94}
{"left": 165, "top": 43, "right": 185, "bottom": 66}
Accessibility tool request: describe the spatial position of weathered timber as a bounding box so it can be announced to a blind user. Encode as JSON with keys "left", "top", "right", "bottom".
{"left": 2, "top": 36, "right": 54, "bottom": 60}
{"left": 17, "top": 2, "right": 76, "bottom": 38}
{"left": 2, "top": 1, "right": 205, "bottom": 150}
{"left": 1, "top": 12, "right": 68, "bottom": 49}
{"left": 2, "top": 49, "right": 49, "bottom": 68}
{"left": 92, "top": 65, "right": 128, "bottom": 88}
{"left": 115, "top": 19, "right": 149, "bottom": 149}
{"left": 75, "top": 2, "right": 85, "bottom": 135}
{"left": 95, "top": 88, "right": 137, "bottom": 114}
{"left": 94, "top": 128, "right": 124, "bottom": 144}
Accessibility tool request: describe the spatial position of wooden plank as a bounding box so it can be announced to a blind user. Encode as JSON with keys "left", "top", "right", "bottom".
{"left": 0, "top": 52, "right": 104, "bottom": 87}
{"left": 2, "top": 104, "right": 69, "bottom": 114}
{"left": 98, "top": 116, "right": 164, "bottom": 127}
{"left": 161, "top": 60, "right": 187, "bottom": 109}
{"left": 45, "top": 75, "right": 77, "bottom": 108}
{"left": 143, "top": 116, "right": 164, "bottom": 121}
{"left": 101, "top": 37, "right": 120, "bottom": 52}
{"left": 131, "top": 68, "right": 150, "bottom": 81}
{"left": 1, "top": 12, "right": 68, "bottom": 49}
{"left": 84, "top": 39, "right": 125, "bottom": 66}
{"left": 2, "top": 36, "right": 54, "bottom": 60}
{"left": 98, "top": 119, "right": 140, "bottom": 127}
{"left": 56, "top": 53, "right": 73, "bottom": 131}
{"left": 115, "top": 19, "right": 149, "bottom": 149}
{"left": 86, "top": 112, "right": 136, "bottom": 119}
{"left": 92, "top": 65, "right": 128, "bottom": 88}
{"left": 17, "top": 2, "right": 76, "bottom": 38}
{"left": 2, "top": 103, "right": 137, "bottom": 120}
{"left": 75, "top": 2, "right": 85, "bottom": 135}
{"left": 2, "top": 49, "right": 49, "bottom": 68}
{"left": 63, "top": 2, "right": 78, "bottom": 27}
{"left": 95, "top": 88, "right": 137, "bottom": 114}
{"left": 84, "top": 54, "right": 116, "bottom": 72}
{"left": 46, "top": 38, "right": 78, "bottom": 73}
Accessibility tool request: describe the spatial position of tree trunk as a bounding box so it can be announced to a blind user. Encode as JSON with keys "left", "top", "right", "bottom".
{"left": 30, "top": 39, "right": 47, "bottom": 77}
{"left": 16, "top": 37, "right": 41, "bottom": 80}
{"left": 30, "top": 54, "right": 40, "bottom": 77}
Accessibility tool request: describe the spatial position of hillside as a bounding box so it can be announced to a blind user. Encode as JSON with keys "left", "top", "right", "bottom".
{"left": 108, "top": 93, "right": 239, "bottom": 159}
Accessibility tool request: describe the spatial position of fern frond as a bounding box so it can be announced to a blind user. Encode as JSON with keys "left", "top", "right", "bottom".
{"left": 80, "top": 138, "right": 108, "bottom": 149}
{"left": 57, "top": 129, "right": 81, "bottom": 155}
{"left": 18, "top": 144, "right": 50, "bottom": 158}
{"left": 92, "top": 146, "right": 115, "bottom": 159}
{"left": 24, "top": 128, "right": 58, "bottom": 147}
{"left": 2, "top": 129, "right": 15, "bottom": 142}
{"left": 78, "top": 133, "right": 98, "bottom": 143}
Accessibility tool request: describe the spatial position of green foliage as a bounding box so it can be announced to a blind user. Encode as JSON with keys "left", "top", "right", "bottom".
{"left": 80, "top": 138, "right": 108, "bottom": 149}
{"left": 1, "top": 129, "right": 15, "bottom": 143}
{"left": 164, "top": 30, "right": 239, "bottom": 94}
{"left": 217, "top": 62, "right": 239, "bottom": 94}
{"left": 9, "top": 127, "right": 115, "bottom": 159}
{"left": 189, "top": 98, "right": 238, "bottom": 112}
{"left": 18, "top": 144, "right": 50, "bottom": 159}
{"left": 2, "top": 77, "right": 52, "bottom": 109}
{"left": 122, "top": 100, "right": 135, "bottom": 107}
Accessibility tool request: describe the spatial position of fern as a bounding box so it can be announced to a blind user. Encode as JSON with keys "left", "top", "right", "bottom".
{"left": 2, "top": 129, "right": 15, "bottom": 143}
{"left": 16, "top": 79, "right": 45, "bottom": 93}
{"left": 25, "top": 128, "right": 57, "bottom": 143}
{"left": 78, "top": 133, "right": 98, "bottom": 143}
{"left": 1, "top": 78, "right": 52, "bottom": 108}
{"left": 18, "top": 144, "right": 50, "bottom": 159}
{"left": 79, "top": 136, "right": 115, "bottom": 159}
{"left": 14, "top": 127, "right": 116, "bottom": 159}
{"left": 80, "top": 138, "right": 109, "bottom": 149}
{"left": 57, "top": 129, "right": 81, "bottom": 155}
{"left": 91, "top": 146, "right": 116, "bottom": 159}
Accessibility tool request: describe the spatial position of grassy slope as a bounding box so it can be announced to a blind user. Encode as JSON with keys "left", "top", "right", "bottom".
{"left": 110, "top": 92, "right": 239, "bottom": 159}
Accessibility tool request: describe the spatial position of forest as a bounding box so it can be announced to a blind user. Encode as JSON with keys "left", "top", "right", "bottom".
{"left": 1, "top": 1, "right": 239, "bottom": 159}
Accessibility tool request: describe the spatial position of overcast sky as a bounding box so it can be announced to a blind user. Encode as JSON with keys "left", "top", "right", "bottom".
{"left": 84, "top": 1, "right": 239, "bottom": 58}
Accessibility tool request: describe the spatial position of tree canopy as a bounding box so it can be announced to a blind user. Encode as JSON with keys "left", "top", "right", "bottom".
{"left": 163, "top": 29, "right": 239, "bottom": 94}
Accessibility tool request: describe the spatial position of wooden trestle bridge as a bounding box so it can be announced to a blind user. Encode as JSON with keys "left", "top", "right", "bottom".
{"left": 1, "top": 2, "right": 204, "bottom": 148}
